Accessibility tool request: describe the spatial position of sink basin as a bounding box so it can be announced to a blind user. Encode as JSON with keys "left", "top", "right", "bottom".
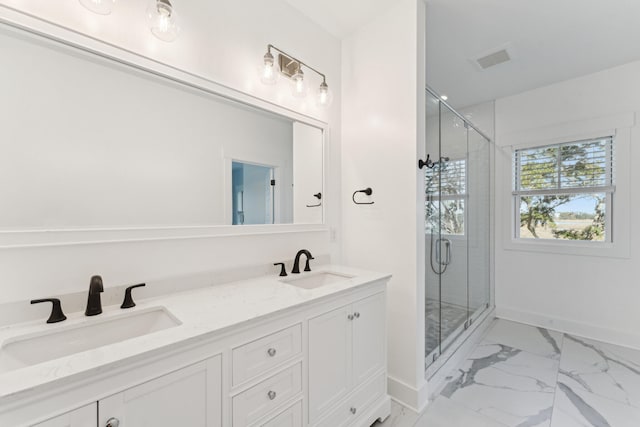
{"left": 283, "top": 271, "right": 354, "bottom": 290}
{"left": 0, "top": 307, "right": 180, "bottom": 374}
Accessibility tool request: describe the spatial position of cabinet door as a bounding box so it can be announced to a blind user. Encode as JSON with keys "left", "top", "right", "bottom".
{"left": 99, "top": 355, "right": 222, "bottom": 427}
{"left": 32, "top": 404, "right": 96, "bottom": 427}
{"left": 352, "top": 293, "right": 386, "bottom": 387}
{"left": 308, "top": 304, "right": 352, "bottom": 423}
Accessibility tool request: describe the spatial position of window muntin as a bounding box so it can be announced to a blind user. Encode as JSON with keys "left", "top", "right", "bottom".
{"left": 513, "top": 137, "right": 614, "bottom": 242}
{"left": 426, "top": 159, "right": 467, "bottom": 235}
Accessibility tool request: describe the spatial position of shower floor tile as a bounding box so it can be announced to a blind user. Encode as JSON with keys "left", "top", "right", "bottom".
{"left": 425, "top": 298, "right": 468, "bottom": 356}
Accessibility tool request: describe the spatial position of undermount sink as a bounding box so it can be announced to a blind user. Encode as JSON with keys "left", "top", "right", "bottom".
{"left": 283, "top": 271, "right": 354, "bottom": 290}
{"left": 0, "top": 307, "right": 180, "bottom": 374}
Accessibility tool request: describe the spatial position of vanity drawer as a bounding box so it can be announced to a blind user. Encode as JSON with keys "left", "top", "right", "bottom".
{"left": 233, "top": 324, "right": 302, "bottom": 386}
{"left": 313, "top": 372, "right": 384, "bottom": 427}
{"left": 233, "top": 363, "right": 302, "bottom": 427}
{"left": 260, "top": 400, "right": 303, "bottom": 427}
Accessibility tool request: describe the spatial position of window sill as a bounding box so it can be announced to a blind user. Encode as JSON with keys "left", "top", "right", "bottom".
{"left": 503, "top": 237, "right": 629, "bottom": 259}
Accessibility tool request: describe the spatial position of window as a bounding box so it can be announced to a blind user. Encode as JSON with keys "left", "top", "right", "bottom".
{"left": 426, "top": 158, "right": 467, "bottom": 235}
{"left": 513, "top": 137, "right": 614, "bottom": 242}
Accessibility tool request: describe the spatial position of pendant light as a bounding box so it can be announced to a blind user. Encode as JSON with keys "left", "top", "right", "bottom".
{"left": 146, "top": 0, "right": 180, "bottom": 42}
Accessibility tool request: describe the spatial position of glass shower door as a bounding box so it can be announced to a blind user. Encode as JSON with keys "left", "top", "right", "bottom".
{"left": 432, "top": 103, "right": 470, "bottom": 361}
{"left": 424, "top": 89, "right": 491, "bottom": 370}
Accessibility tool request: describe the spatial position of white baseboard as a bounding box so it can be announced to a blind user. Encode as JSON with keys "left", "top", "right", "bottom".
{"left": 496, "top": 306, "right": 640, "bottom": 351}
{"left": 387, "top": 375, "right": 429, "bottom": 414}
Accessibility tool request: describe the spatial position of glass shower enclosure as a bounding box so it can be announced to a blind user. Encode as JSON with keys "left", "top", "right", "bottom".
{"left": 424, "top": 87, "right": 491, "bottom": 372}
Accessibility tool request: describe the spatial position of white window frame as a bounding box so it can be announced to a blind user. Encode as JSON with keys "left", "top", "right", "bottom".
{"left": 499, "top": 112, "right": 632, "bottom": 258}
{"left": 512, "top": 137, "right": 614, "bottom": 243}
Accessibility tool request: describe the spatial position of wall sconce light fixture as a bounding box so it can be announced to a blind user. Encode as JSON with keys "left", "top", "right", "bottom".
{"left": 79, "top": 0, "right": 116, "bottom": 15}
{"left": 146, "top": 0, "right": 180, "bottom": 42}
{"left": 261, "top": 45, "right": 333, "bottom": 108}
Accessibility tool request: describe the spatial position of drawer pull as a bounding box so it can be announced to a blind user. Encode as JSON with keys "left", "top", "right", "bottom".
{"left": 350, "top": 407, "right": 357, "bottom": 415}
{"left": 268, "top": 390, "right": 277, "bottom": 400}
{"left": 105, "top": 418, "right": 120, "bottom": 427}
{"left": 354, "top": 312, "right": 360, "bottom": 318}
{"left": 267, "top": 347, "right": 277, "bottom": 357}
{"left": 347, "top": 314, "right": 354, "bottom": 320}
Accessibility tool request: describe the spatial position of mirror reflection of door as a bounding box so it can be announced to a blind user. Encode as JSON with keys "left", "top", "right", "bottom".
{"left": 231, "top": 161, "right": 275, "bottom": 225}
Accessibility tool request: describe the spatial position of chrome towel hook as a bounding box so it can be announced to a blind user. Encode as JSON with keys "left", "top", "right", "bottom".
{"left": 352, "top": 188, "right": 374, "bottom": 205}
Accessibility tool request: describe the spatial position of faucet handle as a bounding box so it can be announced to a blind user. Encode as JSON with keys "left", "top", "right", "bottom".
{"left": 121, "top": 283, "right": 146, "bottom": 309}
{"left": 273, "top": 263, "right": 288, "bottom": 277}
{"left": 31, "top": 298, "right": 67, "bottom": 324}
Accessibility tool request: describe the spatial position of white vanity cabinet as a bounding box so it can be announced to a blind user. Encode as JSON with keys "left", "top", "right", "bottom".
{"left": 99, "top": 355, "right": 222, "bottom": 427}
{"left": 308, "top": 292, "right": 386, "bottom": 426}
{"left": 32, "top": 404, "right": 96, "bottom": 427}
{"left": 6, "top": 274, "right": 390, "bottom": 427}
{"left": 31, "top": 356, "right": 222, "bottom": 427}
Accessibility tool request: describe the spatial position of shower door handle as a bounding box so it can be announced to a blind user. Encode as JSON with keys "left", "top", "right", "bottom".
{"left": 443, "top": 239, "right": 451, "bottom": 265}
{"left": 435, "top": 238, "right": 452, "bottom": 266}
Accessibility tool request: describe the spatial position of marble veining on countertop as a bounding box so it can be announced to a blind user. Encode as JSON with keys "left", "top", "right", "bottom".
{"left": 0, "top": 265, "right": 390, "bottom": 401}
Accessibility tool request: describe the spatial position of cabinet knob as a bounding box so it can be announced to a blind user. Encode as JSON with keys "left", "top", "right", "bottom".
{"left": 268, "top": 390, "right": 277, "bottom": 400}
{"left": 106, "top": 418, "right": 120, "bottom": 427}
{"left": 348, "top": 314, "right": 354, "bottom": 320}
{"left": 267, "top": 347, "right": 277, "bottom": 357}
{"left": 350, "top": 407, "right": 357, "bottom": 414}
{"left": 354, "top": 312, "right": 360, "bottom": 318}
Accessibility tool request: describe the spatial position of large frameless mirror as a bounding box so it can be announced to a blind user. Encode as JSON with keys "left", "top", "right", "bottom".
{"left": 0, "top": 23, "right": 325, "bottom": 239}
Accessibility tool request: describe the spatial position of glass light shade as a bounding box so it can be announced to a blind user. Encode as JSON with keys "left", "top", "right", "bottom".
{"left": 291, "top": 69, "right": 307, "bottom": 98}
{"left": 146, "top": 0, "right": 180, "bottom": 42}
{"left": 79, "top": 0, "right": 115, "bottom": 15}
{"left": 316, "top": 82, "right": 333, "bottom": 108}
{"left": 260, "top": 51, "right": 278, "bottom": 85}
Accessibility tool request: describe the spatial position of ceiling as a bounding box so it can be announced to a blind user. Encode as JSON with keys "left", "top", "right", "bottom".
{"left": 286, "top": 0, "right": 640, "bottom": 108}
{"left": 284, "top": 0, "right": 395, "bottom": 39}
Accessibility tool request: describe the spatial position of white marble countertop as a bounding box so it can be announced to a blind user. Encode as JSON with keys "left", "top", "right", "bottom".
{"left": 0, "top": 265, "right": 390, "bottom": 401}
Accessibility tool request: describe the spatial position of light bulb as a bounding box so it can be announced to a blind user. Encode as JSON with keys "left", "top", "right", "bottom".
{"left": 146, "top": 0, "right": 180, "bottom": 42}
{"left": 316, "top": 81, "right": 333, "bottom": 108}
{"left": 79, "top": 0, "right": 115, "bottom": 15}
{"left": 260, "top": 51, "right": 278, "bottom": 85}
{"left": 291, "top": 68, "right": 307, "bottom": 98}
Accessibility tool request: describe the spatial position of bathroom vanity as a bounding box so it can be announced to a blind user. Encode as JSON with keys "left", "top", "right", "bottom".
{"left": 0, "top": 266, "right": 391, "bottom": 427}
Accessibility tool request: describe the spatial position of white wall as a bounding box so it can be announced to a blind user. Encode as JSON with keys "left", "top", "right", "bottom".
{"left": 0, "top": 0, "right": 341, "bottom": 304}
{"left": 342, "top": 0, "right": 428, "bottom": 410}
{"left": 495, "top": 60, "right": 640, "bottom": 349}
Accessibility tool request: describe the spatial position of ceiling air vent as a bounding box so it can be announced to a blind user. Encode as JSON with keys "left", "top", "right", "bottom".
{"left": 475, "top": 48, "right": 511, "bottom": 70}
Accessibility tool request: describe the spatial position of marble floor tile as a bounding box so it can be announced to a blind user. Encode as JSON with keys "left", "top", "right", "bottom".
{"left": 558, "top": 335, "right": 640, "bottom": 409}
{"left": 373, "top": 400, "right": 420, "bottom": 427}
{"left": 439, "top": 342, "right": 559, "bottom": 426}
{"left": 483, "top": 320, "right": 564, "bottom": 360}
{"left": 414, "top": 397, "right": 508, "bottom": 427}
{"left": 551, "top": 378, "right": 640, "bottom": 427}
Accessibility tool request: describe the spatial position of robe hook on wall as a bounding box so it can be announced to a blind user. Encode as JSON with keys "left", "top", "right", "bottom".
{"left": 306, "top": 192, "right": 322, "bottom": 208}
{"left": 352, "top": 188, "right": 374, "bottom": 205}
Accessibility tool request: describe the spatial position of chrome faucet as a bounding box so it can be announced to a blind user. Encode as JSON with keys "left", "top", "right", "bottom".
{"left": 292, "top": 249, "right": 314, "bottom": 274}
{"left": 85, "top": 275, "right": 104, "bottom": 316}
